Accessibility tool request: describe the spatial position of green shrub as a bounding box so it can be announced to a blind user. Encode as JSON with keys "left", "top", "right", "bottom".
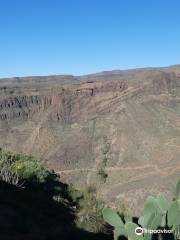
{"left": 0, "top": 149, "right": 110, "bottom": 236}
{"left": 12, "top": 158, "right": 49, "bottom": 183}
{"left": 67, "top": 183, "right": 83, "bottom": 203}
{"left": 0, "top": 149, "right": 64, "bottom": 199}
{"left": 0, "top": 149, "right": 49, "bottom": 183}
{"left": 75, "top": 185, "right": 106, "bottom": 233}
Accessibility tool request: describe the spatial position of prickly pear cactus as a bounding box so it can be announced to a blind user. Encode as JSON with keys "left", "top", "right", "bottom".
{"left": 102, "top": 208, "right": 127, "bottom": 239}
{"left": 103, "top": 178, "right": 180, "bottom": 240}
{"left": 167, "top": 200, "right": 180, "bottom": 229}
{"left": 175, "top": 178, "right": 180, "bottom": 200}
{"left": 125, "top": 222, "right": 144, "bottom": 240}
{"left": 102, "top": 208, "right": 124, "bottom": 227}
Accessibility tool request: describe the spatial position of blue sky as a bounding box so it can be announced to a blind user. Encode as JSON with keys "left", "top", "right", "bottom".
{"left": 0, "top": 0, "right": 180, "bottom": 77}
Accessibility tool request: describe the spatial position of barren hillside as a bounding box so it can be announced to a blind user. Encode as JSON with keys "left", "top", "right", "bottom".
{"left": 1, "top": 65, "right": 180, "bottom": 215}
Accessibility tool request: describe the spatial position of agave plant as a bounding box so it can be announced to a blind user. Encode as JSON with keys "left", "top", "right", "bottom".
{"left": 102, "top": 178, "right": 180, "bottom": 240}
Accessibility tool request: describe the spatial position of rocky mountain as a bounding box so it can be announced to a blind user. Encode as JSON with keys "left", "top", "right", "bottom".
{"left": 1, "top": 65, "right": 180, "bottom": 215}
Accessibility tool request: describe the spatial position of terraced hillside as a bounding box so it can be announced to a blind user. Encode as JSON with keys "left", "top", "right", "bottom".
{"left": 1, "top": 65, "right": 180, "bottom": 215}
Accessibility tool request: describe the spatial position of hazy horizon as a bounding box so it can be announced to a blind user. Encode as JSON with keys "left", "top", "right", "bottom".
{"left": 0, "top": 63, "right": 179, "bottom": 79}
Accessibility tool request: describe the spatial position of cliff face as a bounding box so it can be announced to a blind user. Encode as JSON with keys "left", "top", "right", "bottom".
{"left": 1, "top": 65, "right": 180, "bottom": 214}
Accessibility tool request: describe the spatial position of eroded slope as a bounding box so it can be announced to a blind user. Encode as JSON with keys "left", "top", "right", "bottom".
{"left": 1, "top": 66, "right": 180, "bottom": 214}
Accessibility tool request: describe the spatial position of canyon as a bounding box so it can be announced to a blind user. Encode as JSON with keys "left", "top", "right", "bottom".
{"left": 1, "top": 65, "right": 180, "bottom": 215}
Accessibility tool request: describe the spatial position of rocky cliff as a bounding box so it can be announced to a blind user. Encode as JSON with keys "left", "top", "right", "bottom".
{"left": 1, "top": 65, "right": 180, "bottom": 215}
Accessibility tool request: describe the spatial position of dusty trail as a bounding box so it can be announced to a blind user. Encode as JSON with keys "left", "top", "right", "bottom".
{"left": 57, "top": 164, "right": 157, "bottom": 174}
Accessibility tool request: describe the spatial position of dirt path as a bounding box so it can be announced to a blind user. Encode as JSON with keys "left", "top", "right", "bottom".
{"left": 57, "top": 164, "right": 156, "bottom": 174}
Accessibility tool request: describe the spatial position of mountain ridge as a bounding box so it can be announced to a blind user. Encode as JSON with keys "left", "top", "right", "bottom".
{"left": 1, "top": 64, "right": 180, "bottom": 80}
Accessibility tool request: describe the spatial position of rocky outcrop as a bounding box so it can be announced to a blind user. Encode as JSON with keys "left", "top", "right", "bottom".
{"left": 0, "top": 79, "right": 129, "bottom": 123}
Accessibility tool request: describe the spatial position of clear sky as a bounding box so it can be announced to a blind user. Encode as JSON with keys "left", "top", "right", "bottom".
{"left": 0, "top": 0, "right": 180, "bottom": 78}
